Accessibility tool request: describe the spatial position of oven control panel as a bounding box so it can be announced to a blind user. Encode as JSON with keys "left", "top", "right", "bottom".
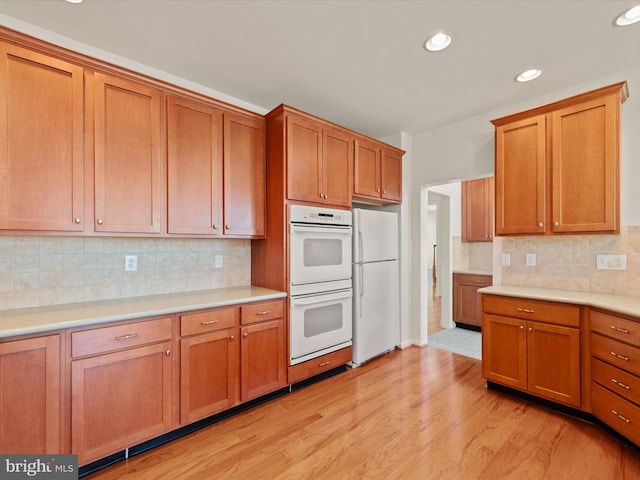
{"left": 289, "top": 205, "right": 352, "bottom": 226}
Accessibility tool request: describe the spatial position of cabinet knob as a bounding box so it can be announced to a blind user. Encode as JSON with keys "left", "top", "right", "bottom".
{"left": 243, "top": 332, "right": 248, "bottom": 338}
{"left": 165, "top": 349, "right": 171, "bottom": 356}
{"left": 554, "top": 221, "right": 559, "bottom": 226}
{"left": 213, "top": 224, "right": 218, "bottom": 229}
{"left": 319, "top": 193, "right": 324, "bottom": 198}
{"left": 538, "top": 222, "right": 543, "bottom": 228}
{"left": 74, "top": 217, "right": 81, "bottom": 224}
{"left": 528, "top": 327, "right": 533, "bottom": 333}
{"left": 225, "top": 225, "right": 230, "bottom": 230}
{"left": 230, "top": 335, "right": 235, "bottom": 341}
{"left": 97, "top": 218, "right": 103, "bottom": 225}
{"left": 520, "top": 325, "right": 524, "bottom": 331}
{"left": 377, "top": 188, "right": 381, "bottom": 193}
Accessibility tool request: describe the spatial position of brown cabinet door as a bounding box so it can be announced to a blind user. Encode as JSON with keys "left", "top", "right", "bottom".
{"left": 240, "top": 318, "right": 286, "bottom": 402}
{"left": 93, "top": 72, "right": 163, "bottom": 234}
{"left": 0, "top": 44, "right": 84, "bottom": 231}
{"left": 482, "top": 313, "right": 527, "bottom": 390}
{"left": 71, "top": 341, "right": 173, "bottom": 465}
{"left": 551, "top": 95, "right": 618, "bottom": 233}
{"left": 322, "top": 128, "right": 352, "bottom": 207}
{"left": 457, "top": 284, "right": 482, "bottom": 327}
{"left": 495, "top": 115, "right": 546, "bottom": 235}
{"left": 353, "top": 138, "right": 381, "bottom": 199}
{"left": 527, "top": 321, "right": 581, "bottom": 407}
{"left": 286, "top": 115, "right": 322, "bottom": 203}
{"left": 167, "top": 95, "right": 223, "bottom": 235}
{"left": 0, "top": 335, "right": 60, "bottom": 454}
{"left": 224, "top": 113, "right": 266, "bottom": 236}
{"left": 381, "top": 148, "right": 402, "bottom": 202}
{"left": 462, "top": 178, "right": 493, "bottom": 242}
{"left": 180, "top": 330, "right": 237, "bottom": 424}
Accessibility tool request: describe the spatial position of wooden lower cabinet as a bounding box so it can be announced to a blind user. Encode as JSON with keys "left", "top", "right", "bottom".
{"left": 288, "top": 346, "right": 352, "bottom": 384}
{"left": 0, "top": 334, "right": 60, "bottom": 454}
{"left": 482, "top": 295, "right": 581, "bottom": 408}
{"left": 453, "top": 273, "right": 492, "bottom": 327}
{"left": 240, "top": 318, "right": 286, "bottom": 402}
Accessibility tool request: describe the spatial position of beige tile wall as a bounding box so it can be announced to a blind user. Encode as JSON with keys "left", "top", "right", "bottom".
{"left": 494, "top": 225, "right": 640, "bottom": 295}
{"left": 452, "top": 235, "right": 493, "bottom": 272}
{"left": 0, "top": 236, "right": 251, "bottom": 310}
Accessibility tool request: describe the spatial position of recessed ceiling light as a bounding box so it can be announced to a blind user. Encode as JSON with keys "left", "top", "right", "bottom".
{"left": 64, "top": 0, "right": 84, "bottom": 4}
{"left": 424, "top": 33, "right": 452, "bottom": 52}
{"left": 516, "top": 69, "right": 542, "bottom": 83}
{"left": 615, "top": 5, "right": 640, "bottom": 26}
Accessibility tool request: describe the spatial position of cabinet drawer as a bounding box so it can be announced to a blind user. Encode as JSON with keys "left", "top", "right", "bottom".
{"left": 591, "top": 333, "right": 640, "bottom": 377}
{"left": 180, "top": 307, "right": 236, "bottom": 336}
{"left": 592, "top": 357, "right": 640, "bottom": 406}
{"left": 592, "top": 382, "right": 640, "bottom": 446}
{"left": 591, "top": 310, "right": 640, "bottom": 346}
{"left": 456, "top": 274, "right": 492, "bottom": 287}
{"left": 72, "top": 317, "right": 172, "bottom": 358}
{"left": 483, "top": 295, "right": 580, "bottom": 327}
{"left": 241, "top": 300, "right": 284, "bottom": 325}
{"left": 288, "top": 346, "right": 352, "bottom": 384}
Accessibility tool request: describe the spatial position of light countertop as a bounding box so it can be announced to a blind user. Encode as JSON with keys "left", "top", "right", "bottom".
{"left": 479, "top": 285, "right": 640, "bottom": 319}
{"left": 0, "top": 286, "right": 287, "bottom": 339}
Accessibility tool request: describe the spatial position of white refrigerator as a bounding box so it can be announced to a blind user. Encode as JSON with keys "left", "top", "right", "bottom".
{"left": 351, "top": 208, "right": 400, "bottom": 366}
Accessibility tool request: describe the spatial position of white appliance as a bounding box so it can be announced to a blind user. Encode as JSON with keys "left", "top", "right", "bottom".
{"left": 352, "top": 208, "right": 400, "bottom": 366}
{"left": 289, "top": 205, "right": 353, "bottom": 366}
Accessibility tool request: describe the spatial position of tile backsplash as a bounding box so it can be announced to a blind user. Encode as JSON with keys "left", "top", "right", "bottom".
{"left": 494, "top": 225, "right": 640, "bottom": 295}
{"left": 0, "top": 236, "right": 251, "bottom": 310}
{"left": 452, "top": 236, "right": 493, "bottom": 272}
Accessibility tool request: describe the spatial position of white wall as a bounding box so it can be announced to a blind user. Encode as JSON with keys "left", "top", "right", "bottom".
{"left": 405, "top": 66, "right": 640, "bottom": 346}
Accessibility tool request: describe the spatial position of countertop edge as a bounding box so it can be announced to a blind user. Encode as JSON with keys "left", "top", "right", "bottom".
{"left": 479, "top": 285, "right": 640, "bottom": 318}
{"left": 0, "top": 286, "right": 287, "bottom": 340}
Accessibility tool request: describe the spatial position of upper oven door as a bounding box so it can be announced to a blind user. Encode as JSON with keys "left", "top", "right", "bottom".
{"left": 289, "top": 223, "right": 352, "bottom": 286}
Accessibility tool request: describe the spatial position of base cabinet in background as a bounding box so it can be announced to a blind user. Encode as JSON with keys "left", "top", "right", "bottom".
{"left": 0, "top": 334, "right": 60, "bottom": 454}
{"left": 453, "top": 273, "right": 492, "bottom": 328}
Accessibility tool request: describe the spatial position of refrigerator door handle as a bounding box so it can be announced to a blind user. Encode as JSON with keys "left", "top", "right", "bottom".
{"left": 359, "top": 263, "right": 364, "bottom": 317}
{"left": 358, "top": 230, "right": 363, "bottom": 263}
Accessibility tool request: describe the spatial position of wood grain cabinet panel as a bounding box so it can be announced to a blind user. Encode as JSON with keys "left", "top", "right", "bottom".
{"left": 0, "top": 335, "right": 60, "bottom": 454}
{"left": 492, "top": 82, "right": 627, "bottom": 236}
{"left": 482, "top": 295, "right": 581, "bottom": 407}
{"left": 462, "top": 177, "right": 494, "bottom": 242}
{"left": 453, "top": 273, "right": 492, "bottom": 327}
{"left": 167, "top": 95, "right": 223, "bottom": 235}
{"left": 0, "top": 44, "right": 84, "bottom": 232}
{"left": 354, "top": 138, "right": 403, "bottom": 204}
{"left": 92, "top": 72, "right": 163, "bottom": 234}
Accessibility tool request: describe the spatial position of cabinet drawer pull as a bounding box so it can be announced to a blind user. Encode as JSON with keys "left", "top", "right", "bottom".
{"left": 610, "top": 325, "right": 630, "bottom": 334}
{"left": 612, "top": 410, "right": 632, "bottom": 423}
{"left": 611, "top": 378, "right": 631, "bottom": 390}
{"left": 516, "top": 308, "right": 535, "bottom": 314}
{"left": 610, "top": 351, "right": 630, "bottom": 361}
{"left": 114, "top": 333, "right": 138, "bottom": 341}
{"left": 201, "top": 320, "right": 219, "bottom": 325}
{"left": 473, "top": 280, "right": 485, "bottom": 284}
{"left": 319, "top": 361, "right": 330, "bottom": 367}
{"left": 256, "top": 310, "right": 272, "bottom": 316}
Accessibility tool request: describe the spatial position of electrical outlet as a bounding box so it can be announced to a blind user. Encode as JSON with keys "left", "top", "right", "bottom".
{"left": 125, "top": 255, "right": 137, "bottom": 272}
{"left": 501, "top": 253, "right": 511, "bottom": 266}
{"left": 215, "top": 254, "right": 223, "bottom": 268}
{"left": 596, "top": 254, "right": 626, "bottom": 271}
{"left": 526, "top": 253, "right": 536, "bottom": 267}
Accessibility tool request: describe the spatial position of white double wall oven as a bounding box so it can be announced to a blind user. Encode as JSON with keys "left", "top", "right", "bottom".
{"left": 288, "top": 205, "right": 353, "bottom": 365}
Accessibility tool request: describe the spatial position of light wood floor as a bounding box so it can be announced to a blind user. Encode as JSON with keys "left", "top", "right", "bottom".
{"left": 86, "top": 347, "right": 640, "bottom": 479}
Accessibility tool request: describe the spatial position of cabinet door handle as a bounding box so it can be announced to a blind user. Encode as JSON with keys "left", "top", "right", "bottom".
{"left": 517, "top": 308, "right": 535, "bottom": 314}
{"left": 611, "top": 410, "right": 632, "bottom": 423}
{"left": 528, "top": 327, "right": 534, "bottom": 333}
{"left": 213, "top": 224, "right": 218, "bottom": 229}
{"left": 225, "top": 225, "right": 230, "bottom": 230}
{"left": 115, "top": 333, "right": 138, "bottom": 341}
{"left": 257, "top": 310, "right": 271, "bottom": 316}
{"left": 201, "top": 320, "right": 219, "bottom": 325}
{"left": 538, "top": 222, "right": 543, "bottom": 228}
{"left": 165, "top": 349, "right": 171, "bottom": 356}
{"left": 611, "top": 378, "right": 631, "bottom": 390}
{"left": 74, "top": 217, "right": 81, "bottom": 224}
{"left": 611, "top": 325, "right": 630, "bottom": 334}
{"left": 97, "top": 218, "right": 104, "bottom": 225}
{"left": 243, "top": 332, "right": 248, "bottom": 338}
{"left": 319, "top": 361, "right": 330, "bottom": 367}
{"left": 611, "top": 351, "right": 630, "bottom": 361}
{"left": 230, "top": 335, "right": 235, "bottom": 341}
{"left": 520, "top": 325, "right": 525, "bottom": 331}
{"left": 554, "top": 221, "right": 559, "bottom": 226}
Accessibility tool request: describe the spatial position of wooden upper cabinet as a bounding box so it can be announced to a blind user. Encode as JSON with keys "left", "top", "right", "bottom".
{"left": 492, "top": 82, "right": 627, "bottom": 236}
{"left": 462, "top": 177, "right": 494, "bottom": 242}
{"left": 354, "top": 137, "right": 403, "bottom": 204}
{"left": 285, "top": 113, "right": 351, "bottom": 207}
{"left": 92, "top": 72, "right": 163, "bottom": 234}
{"left": 167, "top": 95, "right": 223, "bottom": 235}
{"left": 0, "top": 43, "right": 84, "bottom": 232}
{"left": 223, "top": 113, "right": 266, "bottom": 236}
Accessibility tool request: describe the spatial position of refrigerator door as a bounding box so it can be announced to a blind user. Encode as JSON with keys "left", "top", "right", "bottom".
{"left": 353, "top": 209, "right": 398, "bottom": 263}
{"left": 352, "top": 259, "right": 400, "bottom": 365}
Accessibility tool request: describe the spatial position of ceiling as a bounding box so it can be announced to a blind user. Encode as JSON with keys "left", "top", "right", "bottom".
{"left": 0, "top": 0, "right": 639, "bottom": 139}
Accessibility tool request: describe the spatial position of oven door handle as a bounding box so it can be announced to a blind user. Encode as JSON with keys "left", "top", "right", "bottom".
{"left": 291, "top": 291, "right": 352, "bottom": 306}
{"left": 290, "top": 224, "right": 352, "bottom": 235}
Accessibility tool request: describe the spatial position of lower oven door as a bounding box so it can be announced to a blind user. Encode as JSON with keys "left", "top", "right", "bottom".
{"left": 290, "top": 288, "right": 352, "bottom": 365}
